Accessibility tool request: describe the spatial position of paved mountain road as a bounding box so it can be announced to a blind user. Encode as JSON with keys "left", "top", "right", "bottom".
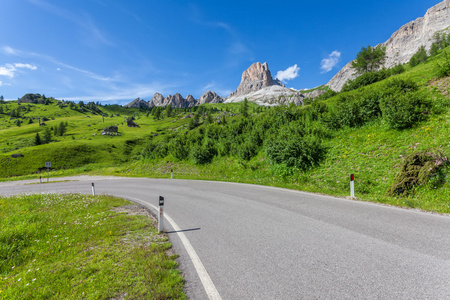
{"left": 1, "top": 176, "right": 449, "bottom": 299}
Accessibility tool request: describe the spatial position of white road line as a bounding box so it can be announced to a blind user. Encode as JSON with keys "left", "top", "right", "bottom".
{"left": 121, "top": 195, "right": 222, "bottom": 300}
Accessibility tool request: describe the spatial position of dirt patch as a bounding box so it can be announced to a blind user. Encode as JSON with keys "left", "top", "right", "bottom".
{"left": 112, "top": 204, "right": 156, "bottom": 221}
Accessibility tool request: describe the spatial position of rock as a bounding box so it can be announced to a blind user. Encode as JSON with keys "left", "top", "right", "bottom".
{"left": 327, "top": 0, "right": 450, "bottom": 91}
{"left": 229, "top": 62, "right": 284, "bottom": 98}
{"left": 185, "top": 95, "right": 198, "bottom": 107}
{"left": 18, "top": 93, "right": 42, "bottom": 104}
{"left": 149, "top": 93, "right": 165, "bottom": 107}
{"left": 124, "top": 97, "right": 149, "bottom": 108}
{"left": 199, "top": 91, "right": 224, "bottom": 105}
{"left": 11, "top": 153, "right": 24, "bottom": 158}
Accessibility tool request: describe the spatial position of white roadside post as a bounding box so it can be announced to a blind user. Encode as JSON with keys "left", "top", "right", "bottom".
{"left": 171, "top": 169, "right": 173, "bottom": 179}
{"left": 45, "top": 162, "right": 51, "bottom": 182}
{"left": 91, "top": 183, "right": 95, "bottom": 196}
{"left": 158, "top": 196, "right": 164, "bottom": 233}
{"left": 350, "top": 174, "right": 355, "bottom": 199}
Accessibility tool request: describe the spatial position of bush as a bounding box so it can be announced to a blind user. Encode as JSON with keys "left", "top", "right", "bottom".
{"left": 237, "top": 140, "right": 258, "bottom": 161}
{"left": 168, "top": 135, "right": 189, "bottom": 160}
{"left": 342, "top": 70, "right": 388, "bottom": 92}
{"left": 437, "top": 51, "right": 450, "bottom": 78}
{"left": 265, "top": 134, "right": 325, "bottom": 171}
{"left": 387, "top": 149, "right": 448, "bottom": 196}
{"left": 380, "top": 90, "right": 431, "bottom": 129}
{"left": 409, "top": 46, "right": 428, "bottom": 67}
{"left": 140, "top": 141, "right": 168, "bottom": 160}
{"left": 191, "top": 139, "right": 216, "bottom": 164}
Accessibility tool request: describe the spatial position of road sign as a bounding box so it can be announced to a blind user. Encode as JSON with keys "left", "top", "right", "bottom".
{"left": 45, "top": 162, "right": 51, "bottom": 168}
{"left": 158, "top": 196, "right": 164, "bottom": 233}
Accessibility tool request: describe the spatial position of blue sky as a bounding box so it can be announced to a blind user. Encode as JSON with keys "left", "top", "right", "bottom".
{"left": 0, "top": 0, "right": 442, "bottom": 104}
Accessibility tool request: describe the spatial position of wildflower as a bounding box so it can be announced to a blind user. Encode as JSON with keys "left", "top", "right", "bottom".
{"left": 18, "top": 278, "right": 21, "bottom": 281}
{"left": 11, "top": 266, "right": 15, "bottom": 269}
{"left": 32, "top": 278, "right": 36, "bottom": 281}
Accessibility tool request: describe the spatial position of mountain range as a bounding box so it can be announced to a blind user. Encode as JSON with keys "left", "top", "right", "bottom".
{"left": 126, "top": 0, "right": 450, "bottom": 108}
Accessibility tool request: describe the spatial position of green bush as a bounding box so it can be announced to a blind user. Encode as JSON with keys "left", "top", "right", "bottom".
{"left": 168, "top": 135, "right": 189, "bottom": 160}
{"left": 437, "top": 51, "right": 450, "bottom": 78}
{"left": 191, "top": 139, "right": 216, "bottom": 164}
{"left": 237, "top": 139, "right": 258, "bottom": 161}
{"left": 380, "top": 90, "right": 432, "bottom": 129}
{"left": 265, "top": 134, "right": 325, "bottom": 171}
{"left": 409, "top": 46, "right": 428, "bottom": 67}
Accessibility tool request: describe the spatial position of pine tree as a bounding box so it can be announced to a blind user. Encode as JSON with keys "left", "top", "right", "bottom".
{"left": 351, "top": 45, "right": 386, "bottom": 74}
{"left": 35, "top": 133, "right": 41, "bottom": 145}
{"left": 43, "top": 126, "right": 52, "bottom": 143}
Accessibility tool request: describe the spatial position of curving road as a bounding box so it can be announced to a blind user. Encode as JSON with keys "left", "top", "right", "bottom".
{"left": 1, "top": 176, "right": 449, "bottom": 299}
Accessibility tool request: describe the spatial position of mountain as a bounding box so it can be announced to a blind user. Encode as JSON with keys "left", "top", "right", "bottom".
{"left": 124, "top": 91, "right": 223, "bottom": 108}
{"left": 229, "top": 62, "right": 284, "bottom": 97}
{"left": 225, "top": 62, "right": 324, "bottom": 105}
{"left": 327, "top": 0, "right": 450, "bottom": 91}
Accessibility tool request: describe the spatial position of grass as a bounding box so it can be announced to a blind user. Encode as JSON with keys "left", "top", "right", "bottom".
{"left": 0, "top": 193, "right": 185, "bottom": 299}
{"left": 1, "top": 49, "right": 450, "bottom": 215}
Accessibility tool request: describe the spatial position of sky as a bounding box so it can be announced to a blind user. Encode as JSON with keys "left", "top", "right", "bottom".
{"left": 0, "top": 0, "right": 443, "bottom": 105}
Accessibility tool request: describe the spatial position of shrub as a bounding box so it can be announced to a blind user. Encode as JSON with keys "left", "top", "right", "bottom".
{"left": 436, "top": 51, "right": 450, "bottom": 78}
{"left": 387, "top": 149, "right": 448, "bottom": 196}
{"left": 168, "top": 135, "right": 189, "bottom": 160}
{"left": 342, "top": 70, "right": 387, "bottom": 92}
{"left": 409, "top": 46, "right": 428, "bottom": 67}
{"left": 380, "top": 90, "right": 432, "bottom": 129}
{"left": 140, "top": 141, "right": 168, "bottom": 160}
{"left": 265, "top": 134, "right": 325, "bottom": 171}
{"left": 237, "top": 140, "right": 259, "bottom": 161}
{"left": 191, "top": 139, "right": 216, "bottom": 164}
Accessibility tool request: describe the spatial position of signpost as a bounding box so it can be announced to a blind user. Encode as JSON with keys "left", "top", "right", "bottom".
{"left": 350, "top": 174, "right": 355, "bottom": 199}
{"left": 45, "top": 162, "right": 51, "bottom": 182}
{"left": 158, "top": 196, "right": 164, "bottom": 233}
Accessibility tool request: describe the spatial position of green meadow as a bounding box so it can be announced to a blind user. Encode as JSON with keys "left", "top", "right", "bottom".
{"left": 1, "top": 49, "right": 450, "bottom": 215}
{"left": 0, "top": 193, "right": 185, "bottom": 299}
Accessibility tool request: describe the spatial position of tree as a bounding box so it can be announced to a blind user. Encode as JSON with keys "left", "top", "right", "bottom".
{"left": 57, "top": 121, "right": 66, "bottom": 136}
{"left": 240, "top": 98, "right": 249, "bottom": 118}
{"left": 35, "top": 133, "right": 41, "bottom": 145}
{"left": 43, "top": 126, "right": 52, "bottom": 143}
{"left": 409, "top": 46, "right": 428, "bottom": 67}
{"left": 351, "top": 45, "right": 386, "bottom": 75}
{"left": 0, "top": 95, "right": 4, "bottom": 102}
{"left": 166, "top": 104, "right": 173, "bottom": 118}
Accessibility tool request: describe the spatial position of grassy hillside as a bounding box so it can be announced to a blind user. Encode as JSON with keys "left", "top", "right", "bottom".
{"left": 0, "top": 193, "right": 185, "bottom": 299}
{"left": 1, "top": 48, "right": 450, "bottom": 213}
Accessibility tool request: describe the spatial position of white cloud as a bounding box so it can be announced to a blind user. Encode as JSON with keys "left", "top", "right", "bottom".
{"left": 14, "top": 63, "right": 37, "bottom": 70}
{"left": 276, "top": 64, "right": 300, "bottom": 82}
{"left": 0, "top": 64, "right": 16, "bottom": 78}
{"left": 0, "top": 63, "right": 37, "bottom": 78}
{"left": 321, "top": 51, "right": 341, "bottom": 73}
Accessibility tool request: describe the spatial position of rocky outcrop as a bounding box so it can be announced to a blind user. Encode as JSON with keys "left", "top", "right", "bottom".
{"left": 185, "top": 95, "right": 197, "bottom": 107}
{"left": 149, "top": 93, "right": 165, "bottom": 107}
{"left": 199, "top": 91, "right": 223, "bottom": 105}
{"left": 225, "top": 85, "right": 325, "bottom": 106}
{"left": 124, "top": 97, "right": 148, "bottom": 108}
{"left": 126, "top": 92, "right": 212, "bottom": 108}
{"left": 229, "top": 62, "right": 284, "bottom": 98}
{"left": 327, "top": 0, "right": 450, "bottom": 91}
{"left": 18, "top": 93, "right": 43, "bottom": 104}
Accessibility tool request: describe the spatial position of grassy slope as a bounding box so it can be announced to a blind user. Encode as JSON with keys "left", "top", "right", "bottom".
{"left": 0, "top": 193, "right": 185, "bottom": 299}
{"left": 0, "top": 51, "right": 449, "bottom": 213}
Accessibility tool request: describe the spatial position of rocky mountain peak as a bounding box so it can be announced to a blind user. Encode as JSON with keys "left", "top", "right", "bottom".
{"left": 327, "top": 0, "right": 450, "bottom": 91}
{"left": 230, "top": 62, "right": 284, "bottom": 97}
{"left": 199, "top": 91, "right": 223, "bottom": 105}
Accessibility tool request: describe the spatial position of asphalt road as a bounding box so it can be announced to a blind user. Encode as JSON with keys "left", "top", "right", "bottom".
{"left": 1, "top": 176, "right": 449, "bottom": 299}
